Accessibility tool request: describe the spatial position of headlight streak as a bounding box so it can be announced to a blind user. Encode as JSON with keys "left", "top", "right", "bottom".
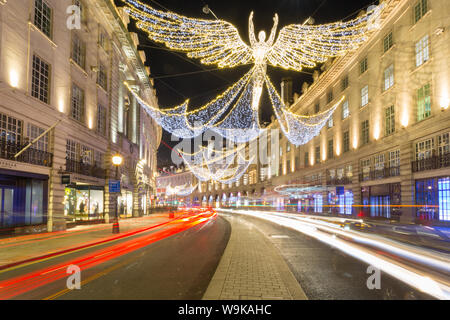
{"left": 219, "top": 209, "right": 450, "bottom": 300}
{"left": 0, "top": 209, "right": 217, "bottom": 300}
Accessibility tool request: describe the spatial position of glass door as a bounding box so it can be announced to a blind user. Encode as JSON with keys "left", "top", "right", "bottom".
{"left": 1, "top": 187, "right": 15, "bottom": 228}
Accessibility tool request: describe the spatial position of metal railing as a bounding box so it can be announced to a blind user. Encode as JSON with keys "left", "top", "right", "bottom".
{"left": 359, "top": 166, "right": 400, "bottom": 182}
{"left": 412, "top": 153, "right": 450, "bottom": 173}
{"left": 65, "top": 158, "right": 106, "bottom": 179}
{"left": 0, "top": 139, "right": 52, "bottom": 167}
{"left": 326, "top": 176, "right": 352, "bottom": 186}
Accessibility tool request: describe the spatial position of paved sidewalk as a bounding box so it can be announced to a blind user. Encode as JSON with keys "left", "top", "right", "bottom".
{"left": 0, "top": 213, "right": 177, "bottom": 267}
{"left": 203, "top": 214, "right": 307, "bottom": 300}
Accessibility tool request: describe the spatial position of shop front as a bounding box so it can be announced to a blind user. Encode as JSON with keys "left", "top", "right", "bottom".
{"left": 0, "top": 169, "right": 48, "bottom": 230}
{"left": 415, "top": 176, "right": 450, "bottom": 222}
{"left": 361, "top": 183, "right": 401, "bottom": 220}
{"left": 64, "top": 184, "right": 104, "bottom": 221}
{"left": 118, "top": 190, "right": 133, "bottom": 218}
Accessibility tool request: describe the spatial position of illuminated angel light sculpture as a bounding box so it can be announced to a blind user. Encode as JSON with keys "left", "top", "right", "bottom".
{"left": 121, "top": 0, "right": 385, "bottom": 146}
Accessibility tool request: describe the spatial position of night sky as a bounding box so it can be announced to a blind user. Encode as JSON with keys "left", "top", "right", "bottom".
{"left": 118, "top": 0, "right": 377, "bottom": 169}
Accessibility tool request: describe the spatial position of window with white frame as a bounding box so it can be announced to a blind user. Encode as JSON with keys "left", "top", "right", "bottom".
{"left": 71, "top": 33, "right": 86, "bottom": 69}
{"left": 384, "top": 65, "right": 394, "bottom": 91}
{"left": 416, "top": 138, "right": 434, "bottom": 160}
{"left": 71, "top": 83, "right": 85, "bottom": 122}
{"left": 0, "top": 113, "right": 23, "bottom": 144}
{"left": 385, "top": 105, "right": 395, "bottom": 136}
{"left": 343, "top": 131, "right": 350, "bottom": 153}
{"left": 31, "top": 55, "right": 51, "bottom": 104}
{"left": 417, "top": 83, "right": 431, "bottom": 121}
{"left": 415, "top": 35, "right": 429, "bottom": 67}
{"left": 361, "top": 120, "right": 369, "bottom": 145}
{"left": 361, "top": 85, "right": 369, "bottom": 107}
{"left": 327, "top": 116, "right": 333, "bottom": 128}
{"left": 341, "top": 76, "right": 349, "bottom": 91}
{"left": 414, "top": 0, "right": 428, "bottom": 24}
{"left": 34, "top": 0, "right": 52, "bottom": 38}
{"left": 97, "top": 64, "right": 107, "bottom": 90}
{"left": 27, "top": 124, "right": 48, "bottom": 152}
{"left": 383, "top": 32, "right": 393, "bottom": 53}
{"left": 342, "top": 100, "right": 349, "bottom": 120}
{"left": 360, "top": 57, "right": 368, "bottom": 74}
{"left": 66, "top": 139, "right": 77, "bottom": 160}
{"left": 97, "top": 104, "right": 107, "bottom": 136}
{"left": 94, "top": 150, "right": 104, "bottom": 168}
{"left": 438, "top": 133, "right": 450, "bottom": 156}
{"left": 374, "top": 154, "right": 385, "bottom": 170}
{"left": 389, "top": 149, "right": 400, "bottom": 168}
{"left": 361, "top": 159, "right": 371, "bottom": 177}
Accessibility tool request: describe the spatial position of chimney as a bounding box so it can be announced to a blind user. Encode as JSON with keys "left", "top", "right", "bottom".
{"left": 281, "top": 78, "right": 293, "bottom": 106}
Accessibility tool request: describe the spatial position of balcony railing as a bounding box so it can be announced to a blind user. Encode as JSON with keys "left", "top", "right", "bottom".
{"left": 65, "top": 158, "right": 106, "bottom": 179}
{"left": 359, "top": 166, "right": 400, "bottom": 182}
{"left": 0, "top": 139, "right": 52, "bottom": 167}
{"left": 412, "top": 153, "right": 450, "bottom": 173}
{"left": 326, "top": 176, "right": 352, "bottom": 185}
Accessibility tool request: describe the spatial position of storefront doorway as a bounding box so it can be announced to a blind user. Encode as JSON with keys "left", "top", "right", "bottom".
{"left": 0, "top": 186, "right": 14, "bottom": 228}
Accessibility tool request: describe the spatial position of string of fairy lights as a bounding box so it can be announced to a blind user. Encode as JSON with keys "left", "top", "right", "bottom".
{"left": 119, "top": 0, "right": 385, "bottom": 185}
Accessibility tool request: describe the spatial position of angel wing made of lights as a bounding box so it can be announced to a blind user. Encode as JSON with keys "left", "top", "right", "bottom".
{"left": 123, "top": 0, "right": 383, "bottom": 71}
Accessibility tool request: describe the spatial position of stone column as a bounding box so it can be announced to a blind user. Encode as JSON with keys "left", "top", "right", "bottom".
{"left": 47, "top": 122, "right": 68, "bottom": 232}
{"left": 399, "top": 141, "right": 415, "bottom": 223}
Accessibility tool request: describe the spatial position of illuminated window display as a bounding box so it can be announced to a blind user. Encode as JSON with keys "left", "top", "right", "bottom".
{"left": 64, "top": 185, "right": 104, "bottom": 220}
{"left": 118, "top": 191, "right": 133, "bottom": 218}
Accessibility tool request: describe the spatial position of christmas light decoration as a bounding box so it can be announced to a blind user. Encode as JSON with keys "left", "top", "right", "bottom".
{"left": 166, "top": 183, "right": 198, "bottom": 197}
{"left": 275, "top": 184, "right": 326, "bottom": 198}
{"left": 119, "top": 0, "right": 386, "bottom": 183}
{"left": 266, "top": 75, "right": 345, "bottom": 146}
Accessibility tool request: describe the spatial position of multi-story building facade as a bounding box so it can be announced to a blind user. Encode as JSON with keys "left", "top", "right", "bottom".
{"left": 190, "top": 0, "right": 450, "bottom": 225}
{"left": 0, "top": 0, "right": 161, "bottom": 233}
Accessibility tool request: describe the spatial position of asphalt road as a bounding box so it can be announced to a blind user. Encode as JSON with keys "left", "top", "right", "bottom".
{"left": 223, "top": 213, "right": 434, "bottom": 300}
{"left": 4, "top": 215, "right": 230, "bottom": 300}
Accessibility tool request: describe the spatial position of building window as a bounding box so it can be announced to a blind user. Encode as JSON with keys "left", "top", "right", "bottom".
{"left": 374, "top": 154, "right": 385, "bottom": 170}
{"left": 438, "top": 133, "right": 450, "bottom": 156}
{"left": 389, "top": 149, "right": 400, "bottom": 168}
{"left": 342, "top": 100, "right": 349, "bottom": 120}
{"left": 287, "top": 143, "right": 291, "bottom": 152}
{"left": 417, "top": 83, "right": 431, "bottom": 121}
{"left": 414, "top": 0, "right": 428, "bottom": 24}
{"left": 385, "top": 105, "right": 395, "bottom": 136}
{"left": 383, "top": 32, "right": 393, "bottom": 53}
{"left": 361, "top": 85, "right": 369, "bottom": 107}
{"left": 327, "top": 116, "right": 333, "bottom": 129}
{"left": 81, "top": 145, "right": 93, "bottom": 165}
{"left": 327, "top": 90, "right": 333, "bottom": 103}
{"left": 384, "top": 65, "right": 394, "bottom": 91}
{"left": 97, "top": 64, "right": 107, "bottom": 90}
{"left": 415, "top": 35, "right": 429, "bottom": 67}
{"left": 361, "top": 158, "right": 371, "bottom": 180}
{"left": 315, "top": 146, "right": 320, "bottom": 164}
{"left": 27, "top": 124, "right": 48, "bottom": 152}
{"left": 66, "top": 139, "right": 77, "bottom": 160}
{"left": 315, "top": 103, "right": 320, "bottom": 113}
{"left": 343, "top": 131, "right": 350, "bottom": 153}
{"left": 0, "top": 113, "right": 23, "bottom": 143}
{"left": 416, "top": 138, "right": 434, "bottom": 161}
{"left": 304, "top": 152, "right": 309, "bottom": 167}
{"left": 71, "top": 33, "right": 86, "bottom": 69}
{"left": 71, "top": 83, "right": 85, "bottom": 122}
{"left": 438, "top": 177, "right": 450, "bottom": 221}
{"left": 34, "top": 0, "right": 52, "bottom": 38}
{"left": 31, "top": 55, "right": 51, "bottom": 104}
{"left": 328, "top": 139, "right": 334, "bottom": 159}
{"left": 341, "top": 76, "right": 349, "bottom": 91}
{"left": 361, "top": 120, "right": 369, "bottom": 145}
{"left": 360, "top": 57, "right": 368, "bottom": 74}
{"left": 99, "top": 28, "right": 108, "bottom": 50}
{"left": 280, "top": 146, "right": 283, "bottom": 157}
{"left": 97, "top": 105, "right": 107, "bottom": 136}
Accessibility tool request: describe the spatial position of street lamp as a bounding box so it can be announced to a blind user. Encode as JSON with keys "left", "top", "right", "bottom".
{"left": 112, "top": 154, "right": 123, "bottom": 234}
